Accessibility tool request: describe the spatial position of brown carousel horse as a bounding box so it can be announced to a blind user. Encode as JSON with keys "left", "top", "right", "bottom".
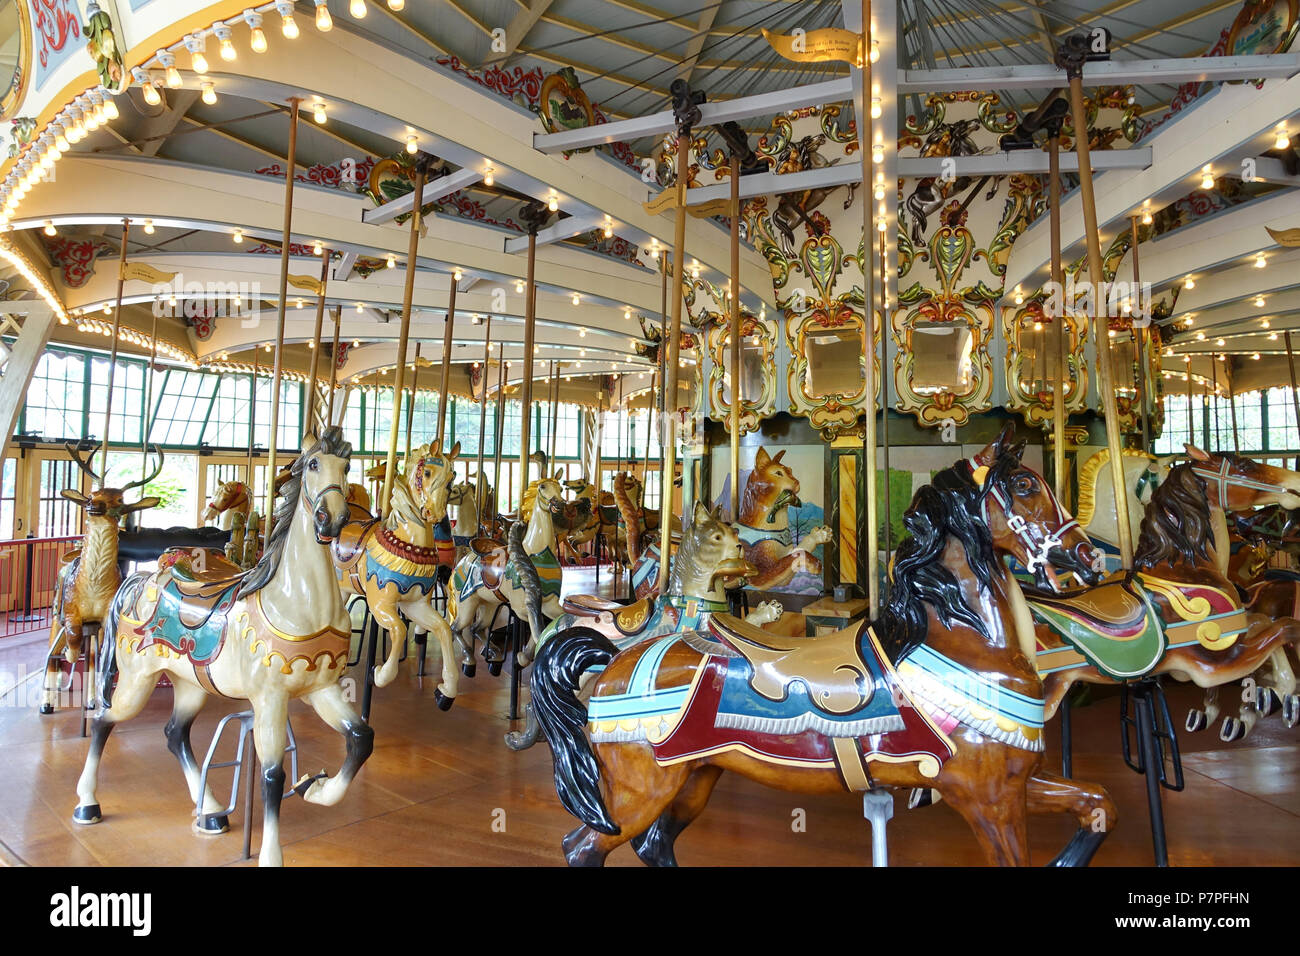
{"left": 1029, "top": 448, "right": 1300, "bottom": 737}
{"left": 202, "top": 480, "right": 252, "bottom": 529}
{"left": 532, "top": 430, "right": 1115, "bottom": 866}
{"left": 73, "top": 429, "right": 361, "bottom": 867}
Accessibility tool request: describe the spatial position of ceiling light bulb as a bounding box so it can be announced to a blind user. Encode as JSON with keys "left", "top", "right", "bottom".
{"left": 248, "top": 13, "right": 268, "bottom": 52}
{"left": 201, "top": 83, "right": 217, "bottom": 105}
{"left": 233, "top": 228, "right": 243, "bottom": 243}
{"left": 1262, "top": 318, "right": 1270, "bottom": 329}
{"left": 386, "top": 254, "right": 396, "bottom": 269}
{"left": 389, "top": 0, "right": 405, "bottom": 8}
{"left": 265, "top": 343, "right": 272, "bottom": 352}
{"left": 1184, "top": 275, "right": 1195, "bottom": 290}
{"left": 874, "top": 183, "right": 885, "bottom": 200}
{"left": 142, "top": 219, "right": 155, "bottom": 235}
{"left": 1216, "top": 337, "right": 1225, "bottom": 346}
{"left": 870, "top": 97, "right": 881, "bottom": 119}
{"left": 579, "top": 328, "right": 586, "bottom": 338}
{"left": 356, "top": 302, "right": 364, "bottom": 313}
{"left": 102, "top": 97, "right": 119, "bottom": 121}
{"left": 547, "top": 193, "right": 558, "bottom": 212}
{"left": 1276, "top": 127, "right": 1290, "bottom": 150}
{"left": 1255, "top": 252, "right": 1266, "bottom": 268}
{"left": 315, "top": 1, "right": 333, "bottom": 31}
{"left": 484, "top": 166, "right": 494, "bottom": 186}
{"left": 215, "top": 26, "right": 236, "bottom": 61}
{"left": 1253, "top": 352, "right": 1261, "bottom": 360}
{"left": 313, "top": 240, "right": 323, "bottom": 255}
{"left": 1200, "top": 166, "right": 1213, "bottom": 190}
{"left": 296, "top": 298, "right": 304, "bottom": 309}
{"left": 277, "top": 0, "right": 300, "bottom": 37}
{"left": 350, "top": 0, "right": 367, "bottom": 17}
{"left": 1141, "top": 210, "right": 1152, "bottom": 225}
{"left": 1271, "top": 332, "right": 1279, "bottom": 341}
{"left": 869, "top": 40, "right": 879, "bottom": 63}
{"left": 138, "top": 78, "right": 160, "bottom": 107}
{"left": 43, "top": 220, "right": 56, "bottom": 236}
{"left": 406, "top": 135, "right": 418, "bottom": 155}
{"left": 313, "top": 102, "right": 327, "bottom": 124}
{"left": 515, "top": 280, "right": 524, "bottom": 294}
{"left": 453, "top": 268, "right": 463, "bottom": 281}
{"left": 186, "top": 35, "right": 209, "bottom": 74}
{"left": 102, "top": 302, "right": 111, "bottom": 314}
{"left": 352, "top": 340, "right": 360, "bottom": 348}
{"left": 1256, "top": 296, "right": 1266, "bottom": 307}
{"left": 1196, "top": 331, "right": 1205, "bottom": 340}
{"left": 572, "top": 293, "right": 580, "bottom": 306}
{"left": 872, "top": 144, "right": 884, "bottom": 164}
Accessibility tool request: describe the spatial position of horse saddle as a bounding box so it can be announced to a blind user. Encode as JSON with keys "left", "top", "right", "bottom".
{"left": 331, "top": 518, "right": 378, "bottom": 569}
{"left": 168, "top": 548, "right": 244, "bottom": 587}
{"left": 472, "top": 542, "right": 509, "bottom": 592}
{"left": 1027, "top": 576, "right": 1166, "bottom": 680}
{"left": 561, "top": 594, "right": 628, "bottom": 617}
{"left": 707, "top": 613, "right": 876, "bottom": 717}
{"left": 470, "top": 536, "right": 504, "bottom": 558}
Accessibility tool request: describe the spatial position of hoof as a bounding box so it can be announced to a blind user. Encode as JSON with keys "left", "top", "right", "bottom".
{"left": 292, "top": 771, "right": 328, "bottom": 798}
{"left": 1284, "top": 694, "right": 1300, "bottom": 729}
{"left": 907, "top": 788, "right": 935, "bottom": 810}
{"left": 461, "top": 663, "right": 476, "bottom": 679}
{"left": 504, "top": 730, "right": 535, "bottom": 751}
{"left": 193, "top": 814, "right": 229, "bottom": 836}
{"left": 434, "top": 689, "right": 454, "bottom": 712}
{"left": 1256, "top": 688, "right": 1281, "bottom": 718}
{"left": 1220, "top": 717, "right": 1246, "bottom": 743}
{"left": 72, "top": 804, "right": 101, "bottom": 825}
{"left": 487, "top": 661, "right": 503, "bottom": 677}
{"left": 1185, "top": 709, "right": 1207, "bottom": 733}
{"left": 38, "top": 703, "right": 53, "bottom": 715}
{"left": 1047, "top": 827, "right": 1107, "bottom": 867}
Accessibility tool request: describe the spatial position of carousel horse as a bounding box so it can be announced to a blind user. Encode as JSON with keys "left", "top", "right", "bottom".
{"left": 330, "top": 458, "right": 460, "bottom": 707}
{"left": 41, "top": 444, "right": 164, "bottom": 714}
{"left": 505, "top": 501, "right": 780, "bottom": 751}
{"left": 736, "top": 446, "right": 832, "bottom": 591}
{"left": 1073, "top": 447, "right": 1300, "bottom": 738}
{"left": 558, "top": 476, "right": 602, "bottom": 562}
{"left": 402, "top": 441, "right": 462, "bottom": 577}
{"left": 531, "top": 429, "right": 1116, "bottom": 866}
{"left": 277, "top": 465, "right": 371, "bottom": 518}
{"left": 72, "top": 429, "right": 364, "bottom": 867}
{"left": 447, "top": 479, "right": 480, "bottom": 554}
{"left": 447, "top": 477, "right": 567, "bottom": 671}
{"left": 1029, "top": 448, "right": 1300, "bottom": 743}
{"left": 202, "top": 480, "right": 252, "bottom": 530}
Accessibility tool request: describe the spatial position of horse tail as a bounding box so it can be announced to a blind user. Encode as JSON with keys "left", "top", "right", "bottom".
{"left": 507, "top": 520, "right": 545, "bottom": 646}
{"left": 530, "top": 627, "right": 619, "bottom": 834}
{"left": 614, "top": 472, "right": 640, "bottom": 560}
{"left": 100, "top": 571, "right": 148, "bottom": 708}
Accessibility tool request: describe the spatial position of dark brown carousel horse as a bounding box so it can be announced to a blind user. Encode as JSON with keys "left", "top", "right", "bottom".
{"left": 532, "top": 430, "right": 1115, "bottom": 866}
{"left": 1029, "top": 448, "right": 1300, "bottom": 741}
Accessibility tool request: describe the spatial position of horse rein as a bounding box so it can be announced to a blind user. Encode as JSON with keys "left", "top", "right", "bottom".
{"left": 1190, "top": 459, "right": 1291, "bottom": 513}
{"left": 969, "top": 458, "right": 1078, "bottom": 575}
{"left": 301, "top": 481, "right": 346, "bottom": 516}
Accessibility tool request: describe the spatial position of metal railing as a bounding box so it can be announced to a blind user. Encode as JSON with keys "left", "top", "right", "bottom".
{"left": 0, "top": 535, "right": 80, "bottom": 637}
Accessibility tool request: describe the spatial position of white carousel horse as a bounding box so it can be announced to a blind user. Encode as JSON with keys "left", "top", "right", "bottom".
{"left": 447, "top": 479, "right": 480, "bottom": 554}
{"left": 73, "top": 428, "right": 361, "bottom": 867}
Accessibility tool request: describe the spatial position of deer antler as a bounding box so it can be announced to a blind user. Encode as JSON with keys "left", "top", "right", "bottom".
{"left": 125, "top": 444, "right": 165, "bottom": 491}
{"left": 65, "top": 442, "right": 102, "bottom": 485}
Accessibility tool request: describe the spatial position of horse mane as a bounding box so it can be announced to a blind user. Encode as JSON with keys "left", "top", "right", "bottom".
{"left": 878, "top": 453, "right": 1017, "bottom": 664}
{"left": 384, "top": 475, "right": 424, "bottom": 531}
{"left": 1132, "top": 462, "right": 1212, "bottom": 571}
{"left": 1075, "top": 448, "right": 1155, "bottom": 527}
{"left": 237, "top": 427, "right": 352, "bottom": 599}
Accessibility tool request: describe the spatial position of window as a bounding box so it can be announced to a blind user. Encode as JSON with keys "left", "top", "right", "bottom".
{"left": 252, "top": 377, "right": 302, "bottom": 452}
{"left": 0, "top": 457, "right": 15, "bottom": 539}
{"left": 535, "top": 402, "right": 582, "bottom": 460}
{"left": 150, "top": 370, "right": 218, "bottom": 447}
{"left": 204, "top": 374, "right": 253, "bottom": 449}
{"left": 1156, "top": 388, "right": 1300, "bottom": 455}
{"left": 38, "top": 458, "right": 83, "bottom": 537}
{"left": 23, "top": 349, "right": 86, "bottom": 441}
{"left": 88, "top": 355, "right": 145, "bottom": 445}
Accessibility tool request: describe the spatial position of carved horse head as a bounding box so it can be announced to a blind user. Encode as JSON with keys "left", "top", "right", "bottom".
{"left": 408, "top": 440, "right": 461, "bottom": 524}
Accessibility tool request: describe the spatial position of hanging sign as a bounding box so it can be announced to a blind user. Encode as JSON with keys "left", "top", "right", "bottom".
{"left": 287, "top": 274, "right": 324, "bottom": 294}
{"left": 1266, "top": 225, "right": 1300, "bottom": 246}
{"left": 120, "top": 261, "right": 176, "bottom": 284}
{"left": 762, "top": 27, "right": 862, "bottom": 65}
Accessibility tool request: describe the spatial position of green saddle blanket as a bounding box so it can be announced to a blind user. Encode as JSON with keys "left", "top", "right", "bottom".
{"left": 1028, "top": 577, "right": 1166, "bottom": 680}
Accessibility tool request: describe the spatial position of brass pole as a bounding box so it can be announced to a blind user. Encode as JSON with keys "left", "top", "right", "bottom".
{"left": 99, "top": 217, "right": 130, "bottom": 484}
{"left": 641, "top": 365, "right": 655, "bottom": 483}
{"left": 436, "top": 277, "right": 457, "bottom": 447}
{"left": 140, "top": 307, "right": 158, "bottom": 477}
{"left": 859, "top": 0, "right": 879, "bottom": 614}
{"left": 475, "top": 313, "right": 492, "bottom": 516}
{"left": 548, "top": 359, "right": 560, "bottom": 467}
{"left": 1210, "top": 358, "right": 1220, "bottom": 450}
{"left": 1226, "top": 358, "right": 1239, "bottom": 454}
{"left": 879, "top": 227, "right": 892, "bottom": 569}
{"left": 380, "top": 158, "right": 428, "bottom": 515}
{"left": 493, "top": 354, "right": 507, "bottom": 516}
{"left": 266, "top": 98, "right": 301, "bottom": 519}
{"left": 519, "top": 237, "right": 539, "bottom": 507}
{"left": 325, "top": 305, "right": 342, "bottom": 424}
{"left": 1129, "top": 217, "right": 1149, "bottom": 452}
{"left": 1186, "top": 359, "right": 1194, "bottom": 447}
{"left": 1067, "top": 72, "right": 1133, "bottom": 567}
{"left": 1286, "top": 331, "right": 1300, "bottom": 449}
{"left": 248, "top": 348, "right": 259, "bottom": 492}
{"left": 405, "top": 342, "right": 421, "bottom": 464}
{"left": 655, "top": 130, "right": 691, "bottom": 593}
{"left": 304, "top": 249, "right": 331, "bottom": 432}
{"left": 729, "top": 152, "right": 742, "bottom": 523}
{"left": 1048, "top": 128, "right": 1067, "bottom": 504}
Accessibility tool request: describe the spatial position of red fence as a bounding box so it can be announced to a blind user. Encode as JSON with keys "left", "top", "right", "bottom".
{"left": 0, "top": 536, "right": 80, "bottom": 637}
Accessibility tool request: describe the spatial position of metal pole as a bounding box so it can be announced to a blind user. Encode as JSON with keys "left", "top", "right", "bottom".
{"left": 1227, "top": 359, "right": 1239, "bottom": 454}
{"left": 655, "top": 129, "right": 691, "bottom": 593}
{"left": 380, "top": 158, "right": 428, "bottom": 515}
{"left": 859, "top": 0, "right": 880, "bottom": 614}
{"left": 405, "top": 342, "right": 421, "bottom": 464}
{"left": 266, "top": 99, "right": 301, "bottom": 520}
{"left": 248, "top": 348, "right": 259, "bottom": 492}
{"left": 1048, "top": 129, "right": 1067, "bottom": 504}
{"left": 475, "top": 314, "right": 492, "bottom": 516}
{"left": 519, "top": 236, "right": 539, "bottom": 508}
{"left": 325, "top": 305, "right": 342, "bottom": 425}
{"left": 99, "top": 217, "right": 130, "bottom": 484}
{"left": 1286, "top": 331, "right": 1300, "bottom": 449}
{"left": 1129, "top": 217, "right": 1149, "bottom": 452}
{"left": 492, "top": 354, "right": 506, "bottom": 517}
{"left": 305, "top": 250, "right": 331, "bottom": 433}
{"left": 1067, "top": 70, "right": 1133, "bottom": 567}
{"left": 729, "top": 153, "right": 742, "bottom": 523}
{"left": 140, "top": 308, "right": 158, "bottom": 477}
{"left": 548, "top": 360, "right": 560, "bottom": 468}
{"left": 1210, "top": 358, "right": 1219, "bottom": 451}
{"left": 879, "top": 227, "right": 892, "bottom": 574}
{"left": 436, "top": 277, "right": 457, "bottom": 447}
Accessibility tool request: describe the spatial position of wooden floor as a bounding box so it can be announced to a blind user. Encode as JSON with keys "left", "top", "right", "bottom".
{"left": 1, "top": 575, "right": 1298, "bottom": 867}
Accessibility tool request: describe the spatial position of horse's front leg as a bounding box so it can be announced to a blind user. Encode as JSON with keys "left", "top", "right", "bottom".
{"left": 367, "top": 592, "right": 407, "bottom": 689}
{"left": 401, "top": 596, "right": 459, "bottom": 709}
{"left": 298, "top": 681, "right": 374, "bottom": 807}
{"left": 251, "top": 693, "right": 290, "bottom": 867}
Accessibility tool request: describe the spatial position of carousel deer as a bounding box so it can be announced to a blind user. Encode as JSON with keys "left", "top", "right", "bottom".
{"left": 40, "top": 443, "right": 164, "bottom": 714}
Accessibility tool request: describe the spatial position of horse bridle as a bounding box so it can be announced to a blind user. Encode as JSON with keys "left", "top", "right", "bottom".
{"left": 1190, "top": 458, "right": 1291, "bottom": 513}
{"left": 301, "top": 480, "right": 346, "bottom": 517}
{"left": 969, "top": 458, "right": 1079, "bottom": 575}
